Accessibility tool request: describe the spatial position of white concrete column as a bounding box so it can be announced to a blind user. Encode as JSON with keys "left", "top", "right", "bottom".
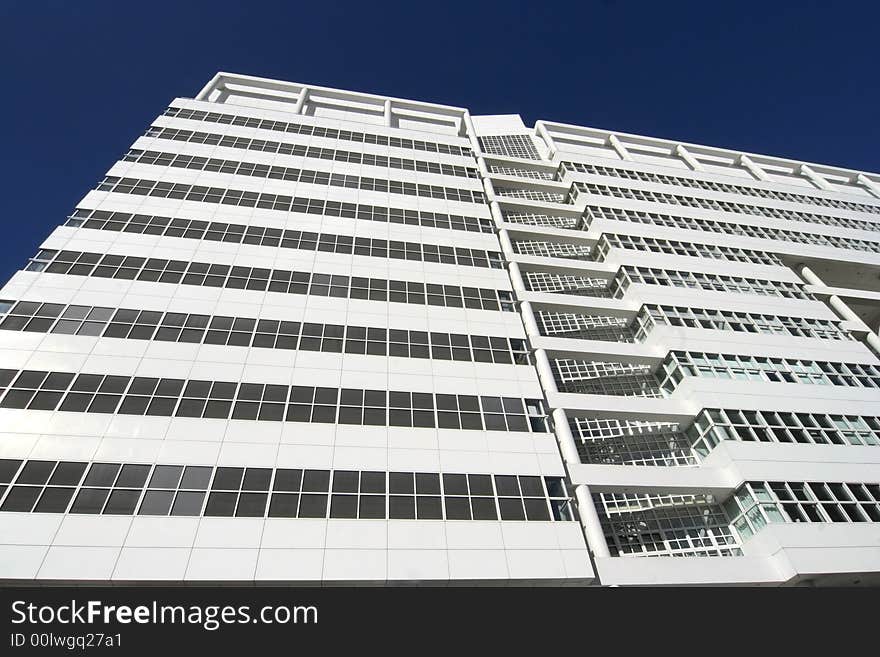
{"left": 498, "top": 230, "right": 516, "bottom": 261}
{"left": 292, "top": 87, "right": 310, "bottom": 115}
{"left": 551, "top": 408, "right": 611, "bottom": 559}
{"left": 461, "top": 112, "right": 481, "bottom": 153}
{"left": 475, "top": 156, "right": 491, "bottom": 179}
{"left": 797, "top": 264, "right": 823, "bottom": 287}
{"left": 551, "top": 408, "right": 578, "bottom": 457}
{"left": 533, "top": 348, "right": 558, "bottom": 394}
{"left": 856, "top": 174, "right": 880, "bottom": 198}
{"left": 863, "top": 330, "right": 880, "bottom": 356}
{"left": 519, "top": 300, "right": 542, "bottom": 341}
{"left": 574, "top": 485, "right": 611, "bottom": 559}
{"left": 508, "top": 262, "right": 528, "bottom": 296}
{"left": 800, "top": 165, "right": 830, "bottom": 190}
{"left": 488, "top": 200, "right": 506, "bottom": 230}
{"left": 195, "top": 73, "right": 224, "bottom": 101}
{"left": 674, "top": 145, "right": 703, "bottom": 171}
{"left": 607, "top": 134, "right": 633, "bottom": 161}
{"left": 383, "top": 99, "right": 392, "bottom": 127}
{"left": 535, "top": 122, "right": 558, "bottom": 159}
{"left": 738, "top": 154, "right": 768, "bottom": 181}
{"left": 482, "top": 172, "right": 497, "bottom": 199}
{"left": 798, "top": 265, "right": 880, "bottom": 357}
{"left": 829, "top": 296, "right": 863, "bottom": 324}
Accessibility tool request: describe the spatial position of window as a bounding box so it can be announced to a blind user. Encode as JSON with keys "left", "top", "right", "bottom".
{"left": 536, "top": 311, "right": 635, "bottom": 343}
{"left": 495, "top": 187, "right": 565, "bottom": 203}
{"left": 688, "top": 409, "right": 880, "bottom": 456}
{"left": 571, "top": 417, "right": 696, "bottom": 466}
{"left": 610, "top": 266, "right": 810, "bottom": 300}
{"left": 583, "top": 205, "right": 880, "bottom": 254}
{"left": 502, "top": 212, "right": 581, "bottom": 230}
{"left": 163, "top": 105, "right": 473, "bottom": 156}
{"left": 523, "top": 271, "right": 611, "bottom": 297}
{"left": 25, "top": 249, "right": 515, "bottom": 312}
{"left": 552, "top": 359, "right": 663, "bottom": 398}
{"left": 478, "top": 135, "right": 540, "bottom": 160}
{"left": 634, "top": 305, "right": 852, "bottom": 343}
{"left": 595, "top": 234, "right": 780, "bottom": 266}
{"left": 68, "top": 209, "right": 502, "bottom": 269}
{"left": 0, "top": 458, "right": 575, "bottom": 522}
{"left": 571, "top": 182, "right": 880, "bottom": 233}
{"left": 561, "top": 162, "right": 880, "bottom": 216}
{"left": 145, "top": 125, "right": 478, "bottom": 179}
{"left": 726, "top": 480, "right": 880, "bottom": 540}
{"left": 657, "top": 352, "right": 880, "bottom": 394}
{"left": 513, "top": 240, "right": 594, "bottom": 260}
{"left": 488, "top": 166, "right": 553, "bottom": 180}
{"left": 0, "top": 366, "right": 549, "bottom": 432}
{"left": 121, "top": 149, "right": 486, "bottom": 205}
{"left": 598, "top": 493, "right": 742, "bottom": 557}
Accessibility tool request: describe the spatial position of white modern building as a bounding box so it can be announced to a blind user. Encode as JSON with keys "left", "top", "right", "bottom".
{"left": 1, "top": 72, "right": 878, "bottom": 586}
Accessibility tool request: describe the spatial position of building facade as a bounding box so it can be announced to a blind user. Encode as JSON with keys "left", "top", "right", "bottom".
{"left": 0, "top": 72, "right": 878, "bottom": 585}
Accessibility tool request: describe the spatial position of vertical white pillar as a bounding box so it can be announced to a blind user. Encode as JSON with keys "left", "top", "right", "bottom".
{"left": 508, "top": 262, "right": 528, "bottom": 296}
{"left": 535, "top": 122, "right": 558, "bottom": 159}
{"left": 292, "top": 87, "right": 310, "bottom": 115}
{"left": 519, "top": 300, "right": 542, "bottom": 339}
{"left": 534, "top": 348, "right": 558, "bottom": 395}
{"left": 461, "top": 112, "right": 481, "bottom": 154}
{"left": 574, "top": 485, "right": 611, "bottom": 559}
{"left": 607, "top": 134, "right": 633, "bottom": 161}
{"left": 475, "top": 156, "right": 491, "bottom": 179}
{"left": 482, "top": 171, "right": 497, "bottom": 199}
{"left": 551, "top": 408, "right": 611, "bottom": 559}
{"left": 675, "top": 145, "right": 703, "bottom": 171}
{"left": 488, "top": 200, "right": 506, "bottom": 230}
{"left": 498, "top": 230, "right": 516, "bottom": 261}
{"left": 738, "top": 154, "right": 768, "bottom": 181}
{"left": 800, "top": 165, "right": 830, "bottom": 190}
{"left": 864, "top": 330, "right": 880, "bottom": 356}
{"left": 383, "top": 99, "right": 392, "bottom": 127}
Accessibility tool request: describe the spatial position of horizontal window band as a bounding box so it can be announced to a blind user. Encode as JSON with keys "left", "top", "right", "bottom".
{"left": 560, "top": 162, "right": 880, "bottom": 216}
{"left": 144, "top": 125, "right": 479, "bottom": 179}
{"left": 0, "top": 299, "right": 530, "bottom": 365}
{"left": 595, "top": 234, "right": 782, "bottom": 266}
{"left": 23, "top": 249, "right": 516, "bottom": 312}
{"left": 658, "top": 351, "right": 880, "bottom": 393}
{"left": 163, "top": 106, "right": 473, "bottom": 157}
{"left": 66, "top": 208, "right": 504, "bottom": 270}
{"left": 0, "top": 368, "right": 548, "bottom": 432}
{"left": 121, "top": 148, "right": 486, "bottom": 204}
{"left": 689, "top": 408, "right": 880, "bottom": 455}
{"left": 522, "top": 265, "right": 809, "bottom": 300}
{"left": 581, "top": 205, "right": 880, "bottom": 254}
{"left": 726, "top": 480, "right": 880, "bottom": 537}
{"left": 571, "top": 182, "right": 880, "bottom": 234}
{"left": 0, "top": 458, "right": 575, "bottom": 521}
{"left": 95, "top": 175, "right": 494, "bottom": 233}
{"left": 511, "top": 233, "right": 781, "bottom": 266}
{"left": 635, "top": 304, "right": 852, "bottom": 342}
{"left": 611, "top": 265, "right": 810, "bottom": 300}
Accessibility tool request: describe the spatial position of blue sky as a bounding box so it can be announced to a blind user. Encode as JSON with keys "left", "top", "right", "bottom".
{"left": 0, "top": 0, "right": 877, "bottom": 283}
